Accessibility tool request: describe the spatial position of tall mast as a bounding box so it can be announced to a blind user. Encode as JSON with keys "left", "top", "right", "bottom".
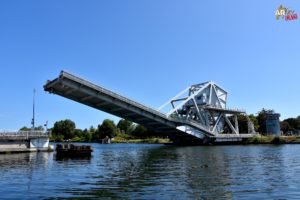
{"left": 31, "top": 89, "right": 36, "bottom": 131}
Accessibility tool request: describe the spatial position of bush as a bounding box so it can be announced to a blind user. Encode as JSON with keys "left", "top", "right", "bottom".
{"left": 272, "top": 136, "right": 284, "bottom": 144}
{"left": 252, "top": 136, "right": 260, "bottom": 144}
{"left": 50, "top": 134, "right": 64, "bottom": 142}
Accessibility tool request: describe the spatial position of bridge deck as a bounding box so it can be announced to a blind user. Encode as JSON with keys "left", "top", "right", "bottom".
{"left": 44, "top": 71, "right": 206, "bottom": 142}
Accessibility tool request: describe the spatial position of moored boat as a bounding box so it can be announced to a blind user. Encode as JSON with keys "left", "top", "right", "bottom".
{"left": 56, "top": 144, "right": 93, "bottom": 157}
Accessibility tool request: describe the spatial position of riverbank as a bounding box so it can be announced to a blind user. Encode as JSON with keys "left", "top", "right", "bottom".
{"left": 244, "top": 135, "right": 300, "bottom": 144}
{"left": 50, "top": 136, "right": 171, "bottom": 144}
{"left": 112, "top": 135, "right": 300, "bottom": 145}
{"left": 111, "top": 137, "right": 171, "bottom": 144}
{"left": 50, "top": 135, "right": 300, "bottom": 145}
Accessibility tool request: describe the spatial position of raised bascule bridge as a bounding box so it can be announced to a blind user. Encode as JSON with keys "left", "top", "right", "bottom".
{"left": 44, "top": 71, "right": 256, "bottom": 144}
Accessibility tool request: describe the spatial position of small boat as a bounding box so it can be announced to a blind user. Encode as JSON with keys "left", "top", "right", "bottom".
{"left": 56, "top": 144, "right": 93, "bottom": 157}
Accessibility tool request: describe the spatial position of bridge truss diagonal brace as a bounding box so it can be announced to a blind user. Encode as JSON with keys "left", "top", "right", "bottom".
{"left": 191, "top": 97, "right": 206, "bottom": 125}
{"left": 212, "top": 85, "right": 223, "bottom": 108}
{"left": 210, "top": 113, "right": 240, "bottom": 135}
{"left": 223, "top": 114, "right": 239, "bottom": 135}
{"left": 211, "top": 113, "right": 222, "bottom": 133}
{"left": 246, "top": 115, "right": 256, "bottom": 133}
{"left": 158, "top": 87, "right": 190, "bottom": 111}
{"left": 166, "top": 82, "right": 210, "bottom": 117}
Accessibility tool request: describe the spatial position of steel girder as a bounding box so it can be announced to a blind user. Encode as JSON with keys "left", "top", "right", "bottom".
{"left": 158, "top": 82, "right": 256, "bottom": 136}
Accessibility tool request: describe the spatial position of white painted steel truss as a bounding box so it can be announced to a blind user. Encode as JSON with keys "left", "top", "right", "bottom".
{"left": 158, "top": 82, "right": 256, "bottom": 136}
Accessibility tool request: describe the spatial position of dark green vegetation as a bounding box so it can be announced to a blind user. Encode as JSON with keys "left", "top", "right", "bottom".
{"left": 19, "top": 126, "right": 44, "bottom": 131}
{"left": 280, "top": 116, "right": 300, "bottom": 134}
{"left": 19, "top": 118, "right": 168, "bottom": 143}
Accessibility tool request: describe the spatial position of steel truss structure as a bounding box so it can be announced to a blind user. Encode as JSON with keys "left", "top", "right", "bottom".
{"left": 159, "top": 81, "right": 256, "bottom": 137}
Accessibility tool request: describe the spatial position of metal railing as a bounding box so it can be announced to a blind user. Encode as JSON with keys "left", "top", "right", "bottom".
{"left": 203, "top": 105, "right": 245, "bottom": 113}
{"left": 0, "top": 131, "right": 51, "bottom": 139}
{"left": 214, "top": 133, "right": 257, "bottom": 138}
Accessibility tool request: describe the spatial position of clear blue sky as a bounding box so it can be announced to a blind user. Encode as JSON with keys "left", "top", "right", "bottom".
{"left": 0, "top": 0, "right": 299, "bottom": 130}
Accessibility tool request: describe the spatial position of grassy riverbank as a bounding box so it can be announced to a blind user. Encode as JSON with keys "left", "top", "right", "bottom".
{"left": 50, "top": 135, "right": 171, "bottom": 144}
{"left": 112, "top": 135, "right": 300, "bottom": 145}
{"left": 111, "top": 136, "right": 171, "bottom": 144}
{"left": 245, "top": 135, "right": 300, "bottom": 144}
{"left": 51, "top": 134, "right": 300, "bottom": 145}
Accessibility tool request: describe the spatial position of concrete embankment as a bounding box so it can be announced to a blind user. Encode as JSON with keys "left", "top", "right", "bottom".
{"left": 0, "top": 132, "right": 53, "bottom": 153}
{"left": 0, "top": 138, "right": 53, "bottom": 153}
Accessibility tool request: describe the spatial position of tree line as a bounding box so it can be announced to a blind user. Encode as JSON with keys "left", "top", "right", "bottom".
{"left": 280, "top": 116, "right": 300, "bottom": 134}
{"left": 47, "top": 119, "right": 155, "bottom": 142}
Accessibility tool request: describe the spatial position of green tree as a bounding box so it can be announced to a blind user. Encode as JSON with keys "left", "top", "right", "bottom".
{"left": 89, "top": 126, "right": 96, "bottom": 135}
{"left": 117, "top": 119, "right": 134, "bottom": 134}
{"left": 131, "top": 124, "right": 148, "bottom": 138}
{"left": 131, "top": 124, "right": 162, "bottom": 138}
{"left": 280, "top": 121, "right": 291, "bottom": 134}
{"left": 237, "top": 115, "right": 248, "bottom": 133}
{"left": 52, "top": 119, "right": 76, "bottom": 140}
{"left": 95, "top": 119, "right": 117, "bottom": 140}
{"left": 83, "top": 128, "right": 92, "bottom": 142}
{"left": 72, "top": 128, "right": 83, "bottom": 141}
{"left": 74, "top": 129, "right": 83, "bottom": 137}
{"left": 19, "top": 125, "right": 44, "bottom": 131}
{"left": 19, "top": 126, "right": 31, "bottom": 131}
{"left": 257, "top": 108, "right": 274, "bottom": 133}
{"left": 284, "top": 118, "right": 300, "bottom": 130}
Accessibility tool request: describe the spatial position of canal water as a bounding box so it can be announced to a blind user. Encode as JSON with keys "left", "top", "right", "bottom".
{"left": 1, "top": 143, "right": 300, "bottom": 199}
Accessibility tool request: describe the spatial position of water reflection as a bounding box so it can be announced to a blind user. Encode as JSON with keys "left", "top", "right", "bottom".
{"left": 1, "top": 144, "right": 300, "bottom": 199}
{"left": 62, "top": 144, "right": 300, "bottom": 199}
{"left": 0, "top": 152, "right": 51, "bottom": 169}
{"left": 63, "top": 145, "right": 236, "bottom": 199}
{"left": 0, "top": 152, "right": 52, "bottom": 200}
{"left": 55, "top": 154, "right": 92, "bottom": 162}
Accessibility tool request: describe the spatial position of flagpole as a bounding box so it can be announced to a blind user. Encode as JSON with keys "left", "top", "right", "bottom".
{"left": 32, "top": 89, "right": 36, "bottom": 131}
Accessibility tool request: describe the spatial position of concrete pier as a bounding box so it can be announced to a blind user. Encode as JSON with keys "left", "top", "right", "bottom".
{"left": 0, "top": 131, "right": 53, "bottom": 153}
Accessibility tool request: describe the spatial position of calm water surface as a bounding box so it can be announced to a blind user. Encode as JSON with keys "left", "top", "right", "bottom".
{"left": 1, "top": 143, "right": 300, "bottom": 199}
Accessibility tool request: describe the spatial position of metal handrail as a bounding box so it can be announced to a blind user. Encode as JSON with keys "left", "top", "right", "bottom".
{"left": 214, "top": 133, "right": 256, "bottom": 138}
{"left": 0, "top": 131, "right": 51, "bottom": 139}
{"left": 203, "top": 105, "right": 245, "bottom": 113}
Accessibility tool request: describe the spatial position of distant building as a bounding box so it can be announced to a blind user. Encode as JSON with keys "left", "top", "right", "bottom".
{"left": 265, "top": 111, "right": 281, "bottom": 136}
{"left": 287, "top": 130, "right": 300, "bottom": 136}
